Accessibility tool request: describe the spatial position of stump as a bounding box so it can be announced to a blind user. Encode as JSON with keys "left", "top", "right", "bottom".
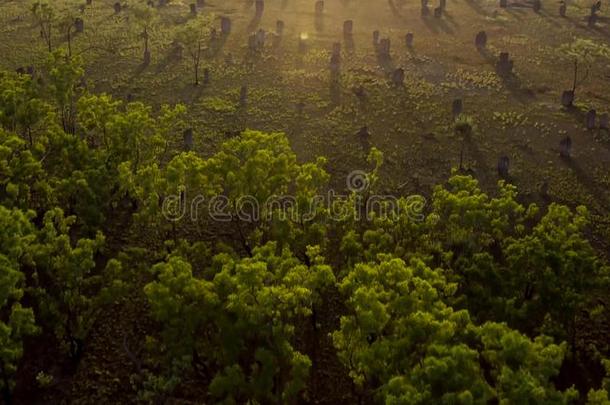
{"left": 221, "top": 17, "right": 231, "bottom": 35}
{"left": 378, "top": 38, "right": 391, "bottom": 58}
{"left": 240, "top": 86, "right": 248, "bottom": 107}
{"left": 561, "top": 90, "right": 574, "bottom": 107}
{"left": 475, "top": 31, "right": 487, "bottom": 49}
{"left": 452, "top": 99, "right": 463, "bottom": 118}
{"left": 496, "top": 52, "right": 513, "bottom": 76}
{"left": 255, "top": 0, "right": 264, "bottom": 17}
{"left": 497, "top": 156, "right": 510, "bottom": 177}
{"left": 392, "top": 68, "right": 405, "bottom": 86}
{"left": 74, "top": 18, "right": 84, "bottom": 33}
{"left": 114, "top": 2, "right": 121, "bottom": 13}
{"left": 183, "top": 128, "right": 193, "bottom": 151}
{"left": 532, "top": 0, "right": 541, "bottom": 12}
{"left": 343, "top": 20, "right": 353, "bottom": 37}
{"left": 405, "top": 33, "right": 414, "bottom": 47}
{"left": 559, "top": 136, "right": 572, "bottom": 158}
{"left": 585, "top": 109, "right": 596, "bottom": 130}
{"left": 143, "top": 50, "right": 151, "bottom": 66}
{"left": 315, "top": 0, "right": 324, "bottom": 15}
{"left": 330, "top": 54, "right": 341, "bottom": 73}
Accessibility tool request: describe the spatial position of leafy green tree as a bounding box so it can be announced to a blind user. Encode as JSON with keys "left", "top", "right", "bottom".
{"left": 46, "top": 49, "right": 84, "bottom": 134}
{"left": 558, "top": 39, "right": 610, "bottom": 103}
{"left": 121, "top": 130, "right": 328, "bottom": 254}
{"left": 131, "top": 4, "right": 159, "bottom": 65}
{"left": 0, "top": 72, "right": 50, "bottom": 144}
{"left": 502, "top": 204, "right": 610, "bottom": 344}
{"left": 333, "top": 255, "right": 578, "bottom": 403}
{"left": 0, "top": 206, "right": 39, "bottom": 403}
{"left": 175, "top": 16, "right": 214, "bottom": 85}
{"left": 77, "top": 93, "right": 122, "bottom": 149}
{"left": 144, "top": 242, "right": 335, "bottom": 403}
{"left": 31, "top": 1, "right": 55, "bottom": 52}
{"left": 29, "top": 208, "right": 106, "bottom": 360}
{"left": 0, "top": 129, "right": 51, "bottom": 210}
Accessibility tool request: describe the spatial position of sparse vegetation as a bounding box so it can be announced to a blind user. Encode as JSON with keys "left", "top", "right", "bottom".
{"left": 0, "top": 0, "right": 609, "bottom": 403}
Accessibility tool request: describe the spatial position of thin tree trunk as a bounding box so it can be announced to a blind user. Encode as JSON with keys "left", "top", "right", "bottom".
{"left": 572, "top": 59, "right": 578, "bottom": 92}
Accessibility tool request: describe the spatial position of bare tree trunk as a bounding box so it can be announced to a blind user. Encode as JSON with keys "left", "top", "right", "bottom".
{"left": 572, "top": 59, "right": 578, "bottom": 93}
{"left": 67, "top": 27, "right": 72, "bottom": 57}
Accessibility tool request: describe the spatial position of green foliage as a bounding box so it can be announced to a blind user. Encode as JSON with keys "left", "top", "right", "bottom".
{"left": 46, "top": 49, "right": 84, "bottom": 133}
{"left": 333, "top": 256, "right": 578, "bottom": 403}
{"left": 0, "top": 206, "right": 38, "bottom": 398}
{"left": 587, "top": 360, "right": 610, "bottom": 404}
{"left": 0, "top": 72, "right": 50, "bottom": 140}
{"left": 0, "top": 129, "right": 50, "bottom": 210}
{"left": 29, "top": 208, "right": 107, "bottom": 359}
{"left": 144, "top": 242, "right": 335, "bottom": 403}
{"left": 559, "top": 39, "right": 610, "bottom": 64}
{"left": 31, "top": 1, "right": 55, "bottom": 51}
{"left": 502, "top": 204, "right": 610, "bottom": 340}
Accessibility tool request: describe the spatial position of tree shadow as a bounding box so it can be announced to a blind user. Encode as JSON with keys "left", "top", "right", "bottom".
{"left": 247, "top": 15, "right": 262, "bottom": 32}
{"left": 330, "top": 73, "right": 342, "bottom": 105}
{"left": 463, "top": 135, "right": 491, "bottom": 179}
{"left": 376, "top": 54, "right": 395, "bottom": 74}
{"left": 477, "top": 47, "right": 496, "bottom": 64}
{"left": 421, "top": 15, "right": 455, "bottom": 34}
{"left": 344, "top": 34, "right": 355, "bottom": 53}
{"left": 315, "top": 15, "right": 324, "bottom": 32}
{"left": 499, "top": 73, "right": 537, "bottom": 103}
{"left": 388, "top": 0, "right": 402, "bottom": 17}
{"left": 562, "top": 156, "right": 610, "bottom": 209}
{"left": 535, "top": 9, "right": 562, "bottom": 28}
{"left": 443, "top": 11, "right": 460, "bottom": 30}
{"left": 211, "top": 35, "right": 229, "bottom": 56}
{"left": 504, "top": 7, "right": 527, "bottom": 21}
{"left": 561, "top": 104, "right": 587, "bottom": 126}
{"left": 155, "top": 48, "right": 182, "bottom": 74}
{"left": 463, "top": 0, "right": 489, "bottom": 16}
